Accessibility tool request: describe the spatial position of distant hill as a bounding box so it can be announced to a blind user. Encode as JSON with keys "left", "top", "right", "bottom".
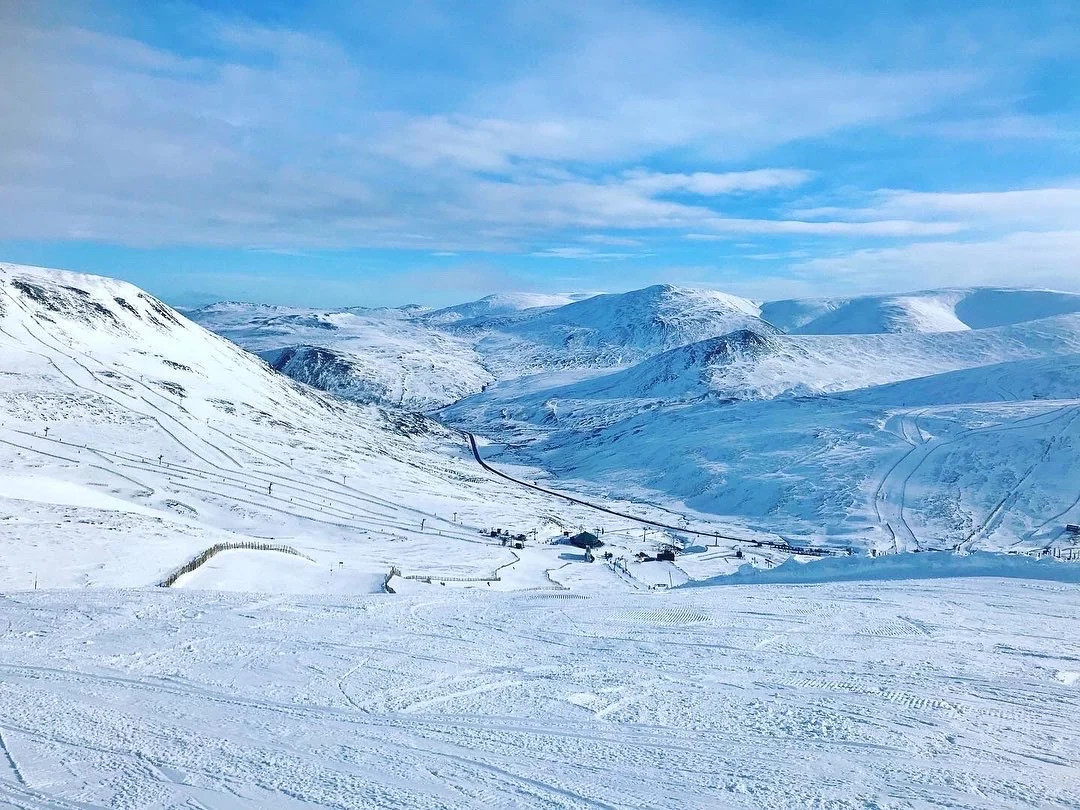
{"left": 761, "top": 288, "right": 1080, "bottom": 335}
{"left": 419, "top": 292, "right": 582, "bottom": 325}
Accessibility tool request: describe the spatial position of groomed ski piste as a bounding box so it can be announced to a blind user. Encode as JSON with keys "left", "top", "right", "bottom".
{"left": 1, "top": 264, "right": 1079, "bottom": 808}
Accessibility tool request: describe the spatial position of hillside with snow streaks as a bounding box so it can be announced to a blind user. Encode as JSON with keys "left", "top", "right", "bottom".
{"left": 180, "top": 280, "right": 1080, "bottom": 558}
{"left": 0, "top": 263, "right": 708, "bottom": 593}
{"left": 190, "top": 285, "right": 1080, "bottom": 412}
{"left": 189, "top": 302, "right": 493, "bottom": 410}
{"left": 433, "top": 293, "right": 1080, "bottom": 554}
{"left": 6, "top": 265, "right": 1080, "bottom": 591}
{"left": 448, "top": 311, "right": 1080, "bottom": 423}
{"left": 187, "top": 285, "right": 777, "bottom": 406}
{"left": 478, "top": 285, "right": 766, "bottom": 363}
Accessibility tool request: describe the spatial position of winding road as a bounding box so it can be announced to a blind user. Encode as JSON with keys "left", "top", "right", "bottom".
{"left": 464, "top": 431, "right": 841, "bottom": 555}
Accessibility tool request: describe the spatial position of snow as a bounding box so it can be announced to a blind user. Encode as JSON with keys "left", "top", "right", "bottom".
{"left": 189, "top": 303, "right": 493, "bottom": 411}
{"left": 761, "top": 287, "right": 1080, "bottom": 335}
{"left": 0, "top": 474, "right": 167, "bottom": 518}
{"left": 5, "top": 262, "right": 1080, "bottom": 573}
{"left": 0, "top": 262, "right": 720, "bottom": 593}
{"left": 172, "top": 549, "right": 389, "bottom": 594}
{"left": 187, "top": 284, "right": 773, "bottom": 408}
{"left": 1, "top": 579, "right": 1078, "bottom": 808}
{"left": 419, "top": 292, "right": 583, "bottom": 325}
{"left": 4, "top": 263, "right": 1080, "bottom": 807}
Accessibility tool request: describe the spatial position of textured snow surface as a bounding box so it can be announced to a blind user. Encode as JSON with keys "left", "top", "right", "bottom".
{"left": 5, "top": 263, "right": 1080, "bottom": 583}
{"left": 190, "top": 285, "right": 1080, "bottom": 411}
{"left": 0, "top": 262, "right": 723, "bottom": 592}
{"left": 4, "top": 264, "right": 1080, "bottom": 808}
{"left": 1, "top": 580, "right": 1078, "bottom": 809}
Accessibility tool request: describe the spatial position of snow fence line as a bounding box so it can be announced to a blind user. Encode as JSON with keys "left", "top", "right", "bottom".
{"left": 158, "top": 541, "right": 316, "bottom": 588}
{"left": 680, "top": 550, "right": 1080, "bottom": 589}
{"left": 402, "top": 573, "right": 499, "bottom": 584}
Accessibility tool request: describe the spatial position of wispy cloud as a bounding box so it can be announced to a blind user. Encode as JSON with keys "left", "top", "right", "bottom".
{"left": 0, "top": 0, "right": 1078, "bottom": 303}
{"left": 621, "top": 169, "right": 813, "bottom": 196}
{"left": 793, "top": 230, "right": 1080, "bottom": 292}
{"left": 529, "top": 246, "right": 641, "bottom": 260}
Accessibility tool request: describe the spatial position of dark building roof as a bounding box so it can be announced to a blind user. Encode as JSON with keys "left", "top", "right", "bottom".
{"left": 569, "top": 531, "right": 603, "bottom": 549}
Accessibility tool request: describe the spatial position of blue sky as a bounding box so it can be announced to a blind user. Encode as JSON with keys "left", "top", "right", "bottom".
{"left": 1, "top": 0, "right": 1078, "bottom": 307}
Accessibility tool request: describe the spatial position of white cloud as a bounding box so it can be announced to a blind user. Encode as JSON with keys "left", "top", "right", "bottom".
{"left": 0, "top": 0, "right": 1071, "bottom": 288}
{"left": 578, "top": 234, "right": 644, "bottom": 247}
{"left": 529, "top": 246, "right": 638, "bottom": 260}
{"left": 622, "top": 169, "right": 813, "bottom": 196}
{"left": 792, "top": 186, "right": 1080, "bottom": 238}
{"left": 873, "top": 187, "right": 1080, "bottom": 228}
{"left": 792, "top": 230, "right": 1080, "bottom": 292}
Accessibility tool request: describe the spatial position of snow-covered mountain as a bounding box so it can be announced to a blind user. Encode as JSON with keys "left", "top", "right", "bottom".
{"left": 6, "top": 264, "right": 1079, "bottom": 595}
{"left": 451, "top": 309, "right": 1080, "bottom": 417}
{"left": 418, "top": 291, "right": 582, "bottom": 325}
{"left": 430, "top": 287, "right": 1080, "bottom": 553}
{"left": 187, "top": 302, "right": 493, "bottom": 410}
{"left": 761, "top": 287, "right": 1080, "bottom": 335}
{"left": 490, "top": 282, "right": 768, "bottom": 362}
{"left": 189, "top": 284, "right": 1080, "bottom": 412}
{"left": 0, "top": 263, "right": 654, "bottom": 592}
{"left": 4, "top": 266, "right": 1077, "bottom": 810}
{"left": 186, "top": 284, "right": 775, "bottom": 406}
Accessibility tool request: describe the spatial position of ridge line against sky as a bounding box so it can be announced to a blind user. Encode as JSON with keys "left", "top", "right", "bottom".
{"left": 0, "top": 0, "right": 1078, "bottom": 307}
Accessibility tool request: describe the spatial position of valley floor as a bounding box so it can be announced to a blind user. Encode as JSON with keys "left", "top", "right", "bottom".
{"left": 1, "top": 578, "right": 1078, "bottom": 809}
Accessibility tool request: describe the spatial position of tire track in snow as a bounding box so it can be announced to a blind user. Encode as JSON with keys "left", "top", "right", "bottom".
{"left": 0, "top": 726, "right": 26, "bottom": 786}
{"left": 0, "top": 287, "right": 245, "bottom": 471}
{"left": 876, "top": 403, "right": 1078, "bottom": 551}
{"left": 962, "top": 407, "right": 1080, "bottom": 550}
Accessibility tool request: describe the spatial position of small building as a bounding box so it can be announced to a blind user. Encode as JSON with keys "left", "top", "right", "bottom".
{"left": 569, "top": 531, "right": 603, "bottom": 549}
{"left": 655, "top": 542, "right": 679, "bottom": 562}
{"left": 1066, "top": 524, "right": 1080, "bottom": 535}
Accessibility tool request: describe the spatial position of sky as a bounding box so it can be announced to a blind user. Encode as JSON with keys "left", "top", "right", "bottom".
{"left": 0, "top": 0, "right": 1078, "bottom": 307}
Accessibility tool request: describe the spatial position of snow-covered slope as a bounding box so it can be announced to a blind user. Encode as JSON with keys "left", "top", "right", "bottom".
{"left": 488, "top": 284, "right": 766, "bottom": 365}
{"left": 187, "top": 285, "right": 773, "bottom": 405}
{"left": 188, "top": 302, "right": 492, "bottom": 410}
{"left": 0, "top": 263, "right": 679, "bottom": 591}
{"left": 163, "top": 276, "right": 1080, "bottom": 559}
{"left": 537, "top": 329, "right": 780, "bottom": 403}
{"left": 5, "top": 265, "right": 1077, "bottom": 809}
{"left": 2, "top": 577, "right": 1077, "bottom": 809}
{"left": 193, "top": 285, "right": 1080, "bottom": 411}
{"left": 851, "top": 352, "right": 1080, "bottom": 407}
{"left": 460, "top": 311, "right": 1080, "bottom": 413}
{"left": 419, "top": 291, "right": 581, "bottom": 325}
{"left": 761, "top": 287, "right": 1080, "bottom": 335}
{"left": 441, "top": 301, "right": 1080, "bottom": 552}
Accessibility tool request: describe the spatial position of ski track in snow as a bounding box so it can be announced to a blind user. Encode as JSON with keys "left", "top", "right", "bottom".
{"left": 874, "top": 403, "right": 1080, "bottom": 553}
{"left": 0, "top": 582, "right": 1078, "bottom": 809}
{"left": 4, "top": 267, "right": 1080, "bottom": 806}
